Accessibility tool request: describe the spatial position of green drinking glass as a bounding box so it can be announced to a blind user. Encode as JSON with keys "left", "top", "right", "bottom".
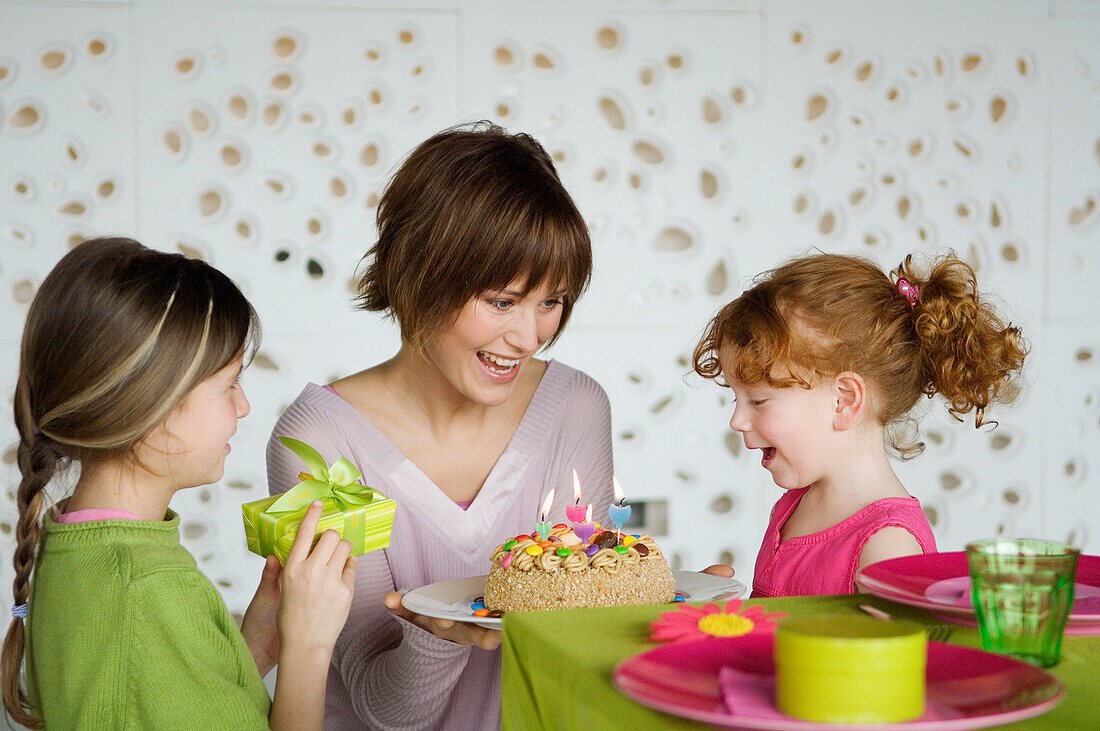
{"left": 966, "top": 538, "right": 1080, "bottom": 668}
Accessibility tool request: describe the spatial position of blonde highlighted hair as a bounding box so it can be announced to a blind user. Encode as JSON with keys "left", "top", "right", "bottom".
{"left": 693, "top": 251, "right": 1028, "bottom": 458}
{"left": 2, "top": 237, "right": 259, "bottom": 726}
{"left": 356, "top": 121, "right": 592, "bottom": 350}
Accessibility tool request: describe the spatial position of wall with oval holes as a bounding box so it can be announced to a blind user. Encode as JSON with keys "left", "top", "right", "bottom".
{"left": 1, "top": 0, "right": 1099, "bottom": 619}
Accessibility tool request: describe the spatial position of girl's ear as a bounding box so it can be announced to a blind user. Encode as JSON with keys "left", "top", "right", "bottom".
{"left": 832, "top": 371, "right": 866, "bottom": 431}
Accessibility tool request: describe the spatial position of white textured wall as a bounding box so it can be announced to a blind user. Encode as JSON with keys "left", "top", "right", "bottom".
{"left": 2, "top": 0, "right": 1099, "bottom": 622}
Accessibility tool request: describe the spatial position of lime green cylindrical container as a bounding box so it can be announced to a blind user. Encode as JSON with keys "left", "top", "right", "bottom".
{"left": 775, "top": 615, "right": 928, "bottom": 724}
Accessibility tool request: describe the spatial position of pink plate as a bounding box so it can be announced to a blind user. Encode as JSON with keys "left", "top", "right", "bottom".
{"left": 855, "top": 552, "right": 1100, "bottom": 635}
{"left": 613, "top": 634, "right": 1063, "bottom": 730}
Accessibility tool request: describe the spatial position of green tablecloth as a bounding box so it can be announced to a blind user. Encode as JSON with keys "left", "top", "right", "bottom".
{"left": 501, "top": 594, "right": 1099, "bottom": 730}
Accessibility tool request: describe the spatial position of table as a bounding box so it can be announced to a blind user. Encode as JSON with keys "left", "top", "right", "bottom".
{"left": 500, "top": 594, "right": 1100, "bottom": 730}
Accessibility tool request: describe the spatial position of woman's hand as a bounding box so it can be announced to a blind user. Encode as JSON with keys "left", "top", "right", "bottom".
{"left": 384, "top": 591, "right": 502, "bottom": 651}
{"left": 241, "top": 555, "right": 283, "bottom": 678}
{"left": 700, "top": 564, "right": 736, "bottom": 578}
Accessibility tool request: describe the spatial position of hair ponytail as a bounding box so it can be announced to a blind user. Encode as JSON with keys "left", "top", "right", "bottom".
{"left": 2, "top": 388, "right": 60, "bottom": 726}
{"left": 896, "top": 254, "right": 1028, "bottom": 428}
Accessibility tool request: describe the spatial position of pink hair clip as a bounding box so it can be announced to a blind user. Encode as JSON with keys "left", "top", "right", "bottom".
{"left": 896, "top": 277, "right": 920, "bottom": 308}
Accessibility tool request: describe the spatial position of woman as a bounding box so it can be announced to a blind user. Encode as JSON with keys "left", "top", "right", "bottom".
{"left": 267, "top": 123, "right": 613, "bottom": 729}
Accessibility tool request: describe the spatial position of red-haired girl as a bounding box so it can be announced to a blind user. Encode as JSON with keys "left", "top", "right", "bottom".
{"left": 694, "top": 252, "right": 1027, "bottom": 597}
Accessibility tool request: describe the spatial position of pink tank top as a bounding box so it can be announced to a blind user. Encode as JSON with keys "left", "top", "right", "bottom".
{"left": 751, "top": 487, "right": 937, "bottom": 597}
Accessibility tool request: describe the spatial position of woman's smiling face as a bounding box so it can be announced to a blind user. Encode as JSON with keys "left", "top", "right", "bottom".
{"left": 423, "top": 277, "right": 566, "bottom": 407}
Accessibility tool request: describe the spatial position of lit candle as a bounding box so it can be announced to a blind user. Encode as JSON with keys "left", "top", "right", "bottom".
{"left": 573, "top": 504, "right": 596, "bottom": 544}
{"left": 608, "top": 477, "right": 632, "bottom": 541}
{"left": 534, "top": 489, "right": 555, "bottom": 542}
{"left": 564, "top": 469, "right": 591, "bottom": 526}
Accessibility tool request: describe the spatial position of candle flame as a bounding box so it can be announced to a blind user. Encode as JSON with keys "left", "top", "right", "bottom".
{"left": 584, "top": 503, "right": 592, "bottom": 522}
{"left": 613, "top": 476, "right": 626, "bottom": 505}
{"left": 572, "top": 469, "right": 581, "bottom": 503}
{"left": 540, "top": 488, "right": 555, "bottom": 519}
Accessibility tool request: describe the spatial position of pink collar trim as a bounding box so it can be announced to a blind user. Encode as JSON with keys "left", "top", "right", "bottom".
{"left": 55, "top": 507, "right": 145, "bottom": 524}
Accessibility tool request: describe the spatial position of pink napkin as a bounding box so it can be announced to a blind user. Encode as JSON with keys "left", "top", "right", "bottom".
{"left": 718, "top": 666, "right": 784, "bottom": 719}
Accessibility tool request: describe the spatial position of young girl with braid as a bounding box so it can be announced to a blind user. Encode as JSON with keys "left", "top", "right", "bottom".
{"left": 693, "top": 252, "right": 1028, "bottom": 597}
{"left": 2, "top": 237, "right": 357, "bottom": 729}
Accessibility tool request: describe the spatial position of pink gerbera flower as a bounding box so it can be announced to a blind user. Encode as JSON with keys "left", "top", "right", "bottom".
{"left": 649, "top": 599, "right": 786, "bottom": 643}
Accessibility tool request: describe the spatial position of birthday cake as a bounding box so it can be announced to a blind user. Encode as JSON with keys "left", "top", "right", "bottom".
{"left": 482, "top": 524, "right": 675, "bottom": 613}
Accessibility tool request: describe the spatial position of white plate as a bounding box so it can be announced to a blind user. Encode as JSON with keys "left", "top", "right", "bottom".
{"left": 401, "top": 571, "right": 748, "bottom": 629}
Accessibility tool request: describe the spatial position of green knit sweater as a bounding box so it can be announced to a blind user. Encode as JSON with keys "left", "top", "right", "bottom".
{"left": 25, "top": 510, "right": 271, "bottom": 729}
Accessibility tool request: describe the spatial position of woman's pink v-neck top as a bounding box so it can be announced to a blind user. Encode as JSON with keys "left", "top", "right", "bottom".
{"left": 267, "top": 360, "right": 614, "bottom": 730}
{"left": 751, "top": 487, "right": 937, "bottom": 598}
{"left": 324, "top": 384, "right": 475, "bottom": 513}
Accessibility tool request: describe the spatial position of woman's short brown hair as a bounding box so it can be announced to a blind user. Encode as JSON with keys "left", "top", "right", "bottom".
{"left": 356, "top": 121, "right": 592, "bottom": 349}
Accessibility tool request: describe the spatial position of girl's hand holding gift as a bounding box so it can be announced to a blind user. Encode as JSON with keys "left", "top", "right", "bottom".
{"left": 241, "top": 500, "right": 358, "bottom": 680}
{"left": 277, "top": 500, "right": 357, "bottom": 654}
{"left": 268, "top": 500, "right": 357, "bottom": 731}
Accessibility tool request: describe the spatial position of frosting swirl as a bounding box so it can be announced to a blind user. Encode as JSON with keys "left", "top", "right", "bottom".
{"left": 490, "top": 534, "right": 662, "bottom": 574}
{"left": 590, "top": 547, "right": 623, "bottom": 575}
{"left": 635, "top": 535, "right": 662, "bottom": 558}
{"left": 561, "top": 550, "right": 587, "bottom": 573}
{"left": 511, "top": 549, "right": 538, "bottom": 572}
{"left": 535, "top": 551, "right": 564, "bottom": 572}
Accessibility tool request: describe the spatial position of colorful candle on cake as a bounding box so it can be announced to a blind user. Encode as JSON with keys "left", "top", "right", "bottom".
{"left": 534, "top": 489, "right": 555, "bottom": 542}
{"left": 564, "top": 469, "right": 591, "bottom": 526}
{"left": 608, "top": 476, "right": 632, "bottom": 542}
{"left": 573, "top": 504, "right": 596, "bottom": 543}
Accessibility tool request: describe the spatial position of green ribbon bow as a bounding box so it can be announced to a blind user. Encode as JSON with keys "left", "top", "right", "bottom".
{"left": 268, "top": 436, "right": 376, "bottom": 513}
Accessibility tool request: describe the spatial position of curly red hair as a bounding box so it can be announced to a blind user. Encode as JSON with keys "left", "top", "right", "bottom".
{"left": 693, "top": 252, "right": 1028, "bottom": 458}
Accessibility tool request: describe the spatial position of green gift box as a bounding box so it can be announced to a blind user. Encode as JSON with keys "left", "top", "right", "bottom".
{"left": 242, "top": 437, "right": 397, "bottom": 563}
